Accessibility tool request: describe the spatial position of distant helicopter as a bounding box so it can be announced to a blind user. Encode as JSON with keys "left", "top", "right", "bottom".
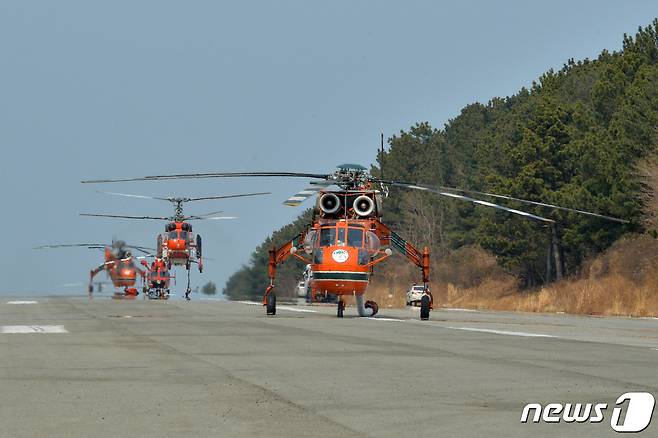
{"left": 141, "top": 257, "right": 174, "bottom": 299}
{"left": 80, "top": 190, "right": 269, "bottom": 299}
{"left": 35, "top": 240, "right": 153, "bottom": 298}
{"left": 81, "top": 164, "right": 627, "bottom": 318}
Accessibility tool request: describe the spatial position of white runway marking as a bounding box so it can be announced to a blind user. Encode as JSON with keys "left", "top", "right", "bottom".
{"left": 367, "top": 317, "right": 404, "bottom": 322}
{"left": 278, "top": 306, "right": 318, "bottom": 313}
{"left": 6, "top": 301, "right": 38, "bottom": 305}
{"left": 1, "top": 325, "right": 68, "bottom": 334}
{"left": 442, "top": 308, "right": 477, "bottom": 312}
{"left": 238, "top": 301, "right": 317, "bottom": 313}
{"left": 447, "top": 326, "right": 557, "bottom": 338}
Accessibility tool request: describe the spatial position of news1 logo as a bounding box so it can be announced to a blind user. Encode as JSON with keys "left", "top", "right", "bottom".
{"left": 520, "top": 392, "right": 655, "bottom": 433}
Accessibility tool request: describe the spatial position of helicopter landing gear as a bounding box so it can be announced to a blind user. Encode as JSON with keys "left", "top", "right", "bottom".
{"left": 266, "top": 292, "right": 276, "bottom": 315}
{"left": 184, "top": 268, "right": 191, "bottom": 301}
{"left": 355, "top": 294, "right": 378, "bottom": 317}
{"left": 365, "top": 300, "right": 378, "bottom": 317}
{"left": 337, "top": 299, "right": 345, "bottom": 318}
{"left": 420, "top": 294, "right": 431, "bottom": 321}
{"left": 264, "top": 285, "right": 276, "bottom": 315}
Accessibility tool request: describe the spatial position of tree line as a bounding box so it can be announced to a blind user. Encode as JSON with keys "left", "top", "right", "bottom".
{"left": 225, "top": 20, "right": 658, "bottom": 299}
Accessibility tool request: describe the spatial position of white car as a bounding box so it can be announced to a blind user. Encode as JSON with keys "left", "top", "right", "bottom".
{"left": 406, "top": 284, "right": 427, "bottom": 306}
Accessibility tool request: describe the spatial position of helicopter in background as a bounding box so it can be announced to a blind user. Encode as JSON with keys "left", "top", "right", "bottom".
{"left": 35, "top": 240, "right": 153, "bottom": 298}
{"left": 80, "top": 190, "right": 269, "bottom": 299}
{"left": 141, "top": 257, "right": 174, "bottom": 299}
{"left": 81, "top": 164, "right": 627, "bottom": 318}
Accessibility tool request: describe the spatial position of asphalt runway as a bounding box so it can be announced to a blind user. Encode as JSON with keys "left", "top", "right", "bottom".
{"left": 1, "top": 297, "right": 656, "bottom": 437}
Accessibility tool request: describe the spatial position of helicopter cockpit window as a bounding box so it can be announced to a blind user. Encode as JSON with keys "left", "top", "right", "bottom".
{"left": 319, "top": 227, "right": 336, "bottom": 246}
{"left": 347, "top": 228, "right": 364, "bottom": 248}
{"left": 179, "top": 231, "right": 189, "bottom": 240}
{"left": 168, "top": 231, "right": 179, "bottom": 240}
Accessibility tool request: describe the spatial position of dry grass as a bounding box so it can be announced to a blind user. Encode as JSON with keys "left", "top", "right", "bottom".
{"left": 437, "top": 275, "right": 658, "bottom": 317}
{"left": 369, "top": 236, "right": 658, "bottom": 317}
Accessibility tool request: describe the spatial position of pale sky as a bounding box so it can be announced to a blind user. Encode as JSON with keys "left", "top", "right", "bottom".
{"left": 1, "top": 1, "right": 656, "bottom": 295}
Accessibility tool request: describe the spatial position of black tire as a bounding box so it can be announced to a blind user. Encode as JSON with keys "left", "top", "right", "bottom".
{"left": 266, "top": 293, "right": 276, "bottom": 316}
{"left": 420, "top": 295, "right": 430, "bottom": 320}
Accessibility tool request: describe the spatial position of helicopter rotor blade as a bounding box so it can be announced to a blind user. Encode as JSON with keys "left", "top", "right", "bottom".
{"left": 80, "top": 213, "right": 170, "bottom": 220}
{"left": 95, "top": 190, "right": 171, "bottom": 202}
{"left": 432, "top": 186, "right": 630, "bottom": 224}
{"left": 97, "top": 190, "right": 270, "bottom": 203}
{"left": 184, "top": 210, "right": 224, "bottom": 219}
{"left": 125, "top": 245, "right": 157, "bottom": 255}
{"left": 185, "top": 215, "right": 238, "bottom": 221}
{"left": 284, "top": 181, "right": 333, "bottom": 206}
{"left": 187, "top": 192, "right": 271, "bottom": 202}
{"left": 82, "top": 172, "right": 330, "bottom": 184}
{"left": 384, "top": 182, "right": 555, "bottom": 223}
{"left": 34, "top": 243, "right": 109, "bottom": 250}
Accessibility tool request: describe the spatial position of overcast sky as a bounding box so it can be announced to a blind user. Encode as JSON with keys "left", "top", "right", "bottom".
{"left": 1, "top": 1, "right": 656, "bottom": 296}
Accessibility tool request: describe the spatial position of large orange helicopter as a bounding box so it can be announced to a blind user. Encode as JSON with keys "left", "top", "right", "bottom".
{"left": 80, "top": 191, "right": 269, "bottom": 299}
{"left": 35, "top": 240, "right": 153, "bottom": 298}
{"left": 82, "top": 164, "right": 627, "bottom": 318}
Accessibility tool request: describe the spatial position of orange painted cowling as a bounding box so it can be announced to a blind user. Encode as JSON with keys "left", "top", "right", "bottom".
{"left": 311, "top": 245, "right": 369, "bottom": 295}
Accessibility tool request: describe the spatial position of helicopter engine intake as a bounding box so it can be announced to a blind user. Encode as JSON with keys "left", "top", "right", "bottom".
{"left": 319, "top": 193, "right": 341, "bottom": 214}
{"left": 353, "top": 195, "right": 375, "bottom": 217}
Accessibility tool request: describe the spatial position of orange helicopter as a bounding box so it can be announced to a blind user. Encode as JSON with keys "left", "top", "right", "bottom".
{"left": 35, "top": 240, "right": 153, "bottom": 298}
{"left": 80, "top": 191, "right": 269, "bottom": 299}
{"left": 82, "top": 164, "right": 627, "bottom": 318}
{"left": 140, "top": 257, "right": 174, "bottom": 299}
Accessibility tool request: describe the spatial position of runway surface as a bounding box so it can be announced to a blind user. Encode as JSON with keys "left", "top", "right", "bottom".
{"left": 1, "top": 297, "right": 656, "bottom": 437}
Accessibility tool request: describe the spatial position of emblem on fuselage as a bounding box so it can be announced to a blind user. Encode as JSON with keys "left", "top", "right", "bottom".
{"left": 332, "top": 249, "right": 349, "bottom": 263}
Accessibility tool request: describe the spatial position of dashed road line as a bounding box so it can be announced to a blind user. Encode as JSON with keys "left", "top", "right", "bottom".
{"left": 446, "top": 326, "right": 557, "bottom": 338}
{"left": 278, "top": 306, "right": 318, "bottom": 313}
{"left": 1, "top": 325, "right": 68, "bottom": 334}
{"left": 238, "top": 301, "right": 317, "bottom": 313}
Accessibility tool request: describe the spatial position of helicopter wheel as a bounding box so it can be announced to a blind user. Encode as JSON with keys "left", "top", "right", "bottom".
{"left": 420, "top": 295, "right": 431, "bottom": 321}
{"left": 266, "top": 292, "right": 276, "bottom": 316}
{"left": 337, "top": 299, "right": 345, "bottom": 318}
